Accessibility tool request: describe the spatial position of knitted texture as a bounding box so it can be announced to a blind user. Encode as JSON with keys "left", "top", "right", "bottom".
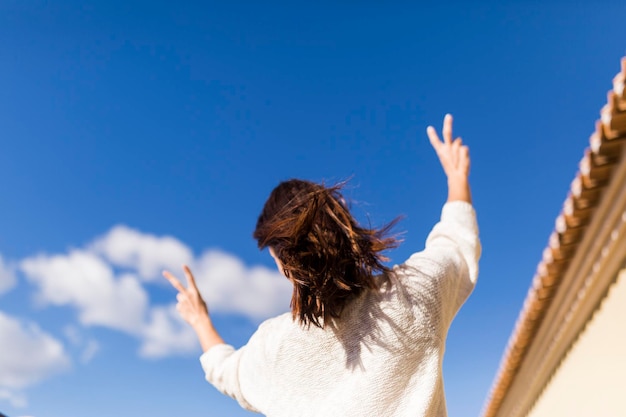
{"left": 200, "top": 201, "right": 481, "bottom": 416}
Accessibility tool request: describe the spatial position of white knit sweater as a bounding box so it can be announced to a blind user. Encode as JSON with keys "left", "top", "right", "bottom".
{"left": 200, "top": 201, "right": 481, "bottom": 416}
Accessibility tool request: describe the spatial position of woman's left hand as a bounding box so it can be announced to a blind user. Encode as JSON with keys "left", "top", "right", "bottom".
{"left": 164, "top": 265, "right": 224, "bottom": 352}
{"left": 163, "top": 265, "right": 210, "bottom": 330}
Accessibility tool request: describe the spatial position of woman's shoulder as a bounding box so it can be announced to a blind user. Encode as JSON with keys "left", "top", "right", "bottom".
{"left": 255, "top": 311, "right": 294, "bottom": 334}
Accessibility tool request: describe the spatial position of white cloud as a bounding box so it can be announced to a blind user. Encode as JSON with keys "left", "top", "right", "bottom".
{"left": 193, "top": 250, "right": 292, "bottom": 320}
{"left": 63, "top": 325, "right": 83, "bottom": 346}
{"left": 0, "top": 255, "right": 16, "bottom": 296}
{"left": 0, "top": 311, "right": 70, "bottom": 398}
{"left": 91, "top": 225, "right": 193, "bottom": 281}
{"left": 18, "top": 225, "right": 292, "bottom": 360}
{"left": 139, "top": 305, "right": 197, "bottom": 359}
{"left": 21, "top": 251, "right": 148, "bottom": 334}
{"left": 80, "top": 339, "right": 100, "bottom": 364}
{"left": 0, "top": 388, "right": 27, "bottom": 408}
{"left": 63, "top": 325, "right": 100, "bottom": 364}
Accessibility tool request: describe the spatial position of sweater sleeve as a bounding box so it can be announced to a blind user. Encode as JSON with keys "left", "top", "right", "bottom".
{"left": 199, "top": 343, "right": 259, "bottom": 412}
{"left": 403, "top": 201, "right": 481, "bottom": 323}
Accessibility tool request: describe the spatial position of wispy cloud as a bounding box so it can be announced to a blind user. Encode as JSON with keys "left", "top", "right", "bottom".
{"left": 139, "top": 304, "right": 197, "bottom": 358}
{"left": 63, "top": 325, "right": 100, "bottom": 364}
{"left": 0, "top": 388, "right": 27, "bottom": 408}
{"left": 0, "top": 255, "right": 16, "bottom": 296}
{"left": 0, "top": 311, "right": 71, "bottom": 407}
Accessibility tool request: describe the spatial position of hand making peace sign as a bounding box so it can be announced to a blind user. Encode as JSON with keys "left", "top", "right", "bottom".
{"left": 426, "top": 113, "right": 470, "bottom": 181}
{"left": 163, "top": 265, "right": 210, "bottom": 329}
{"left": 163, "top": 265, "right": 224, "bottom": 351}
{"left": 426, "top": 114, "right": 472, "bottom": 204}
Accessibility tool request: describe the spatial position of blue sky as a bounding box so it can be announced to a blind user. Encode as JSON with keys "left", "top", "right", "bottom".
{"left": 1, "top": 1, "right": 625, "bottom": 416}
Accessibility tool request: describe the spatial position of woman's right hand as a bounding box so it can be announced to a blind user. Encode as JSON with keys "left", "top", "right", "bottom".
{"left": 426, "top": 114, "right": 472, "bottom": 204}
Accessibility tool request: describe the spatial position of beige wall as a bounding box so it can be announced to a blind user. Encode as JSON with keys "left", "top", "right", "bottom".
{"left": 527, "top": 267, "right": 626, "bottom": 417}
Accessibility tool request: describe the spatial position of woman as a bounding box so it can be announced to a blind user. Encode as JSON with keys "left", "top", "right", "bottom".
{"left": 164, "top": 114, "right": 480, "bottom": 417}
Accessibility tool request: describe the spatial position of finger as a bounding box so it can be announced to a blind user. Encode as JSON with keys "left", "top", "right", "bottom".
{"left": 176, "top": 293, "right": 185, "bottom": 303}
{"left": 163, "top": 271, "right": 187, "bottom": 293}
{"left": 453, "top": 137, "right": 462, "bottom": 156}
{"left": 460, "top": 145, "right": 470, "bottom": 172}
{"left": 450, "top": 138, "right": 461, "bottom": 166}
{"left": 426, "top": 126, "right": 442, "bottom": 151}
{"left": 459, "top": 144, "right": 469, "bottom": 160}
{"left": 442, "top": 114, "right": 453, "bottom": 145}
{"left": 183, "top": 265, "right": 198, "bottom": 290}
{"left": 462, "top": 145, "right": 469, "bottom": 156}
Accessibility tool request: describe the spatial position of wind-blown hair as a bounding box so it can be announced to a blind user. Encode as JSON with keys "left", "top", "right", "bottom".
{"left": 253, "top": 179, "right": 400, "bottom": 328}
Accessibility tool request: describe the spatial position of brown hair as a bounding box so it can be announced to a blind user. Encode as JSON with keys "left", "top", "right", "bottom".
{"left": 253, "top": 179, "right": 400, "bottom": 328}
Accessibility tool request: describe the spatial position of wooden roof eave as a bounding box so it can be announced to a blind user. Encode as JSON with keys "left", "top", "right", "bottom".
{"left": 481, "top": 56, "right": 626, "bottom": 417}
